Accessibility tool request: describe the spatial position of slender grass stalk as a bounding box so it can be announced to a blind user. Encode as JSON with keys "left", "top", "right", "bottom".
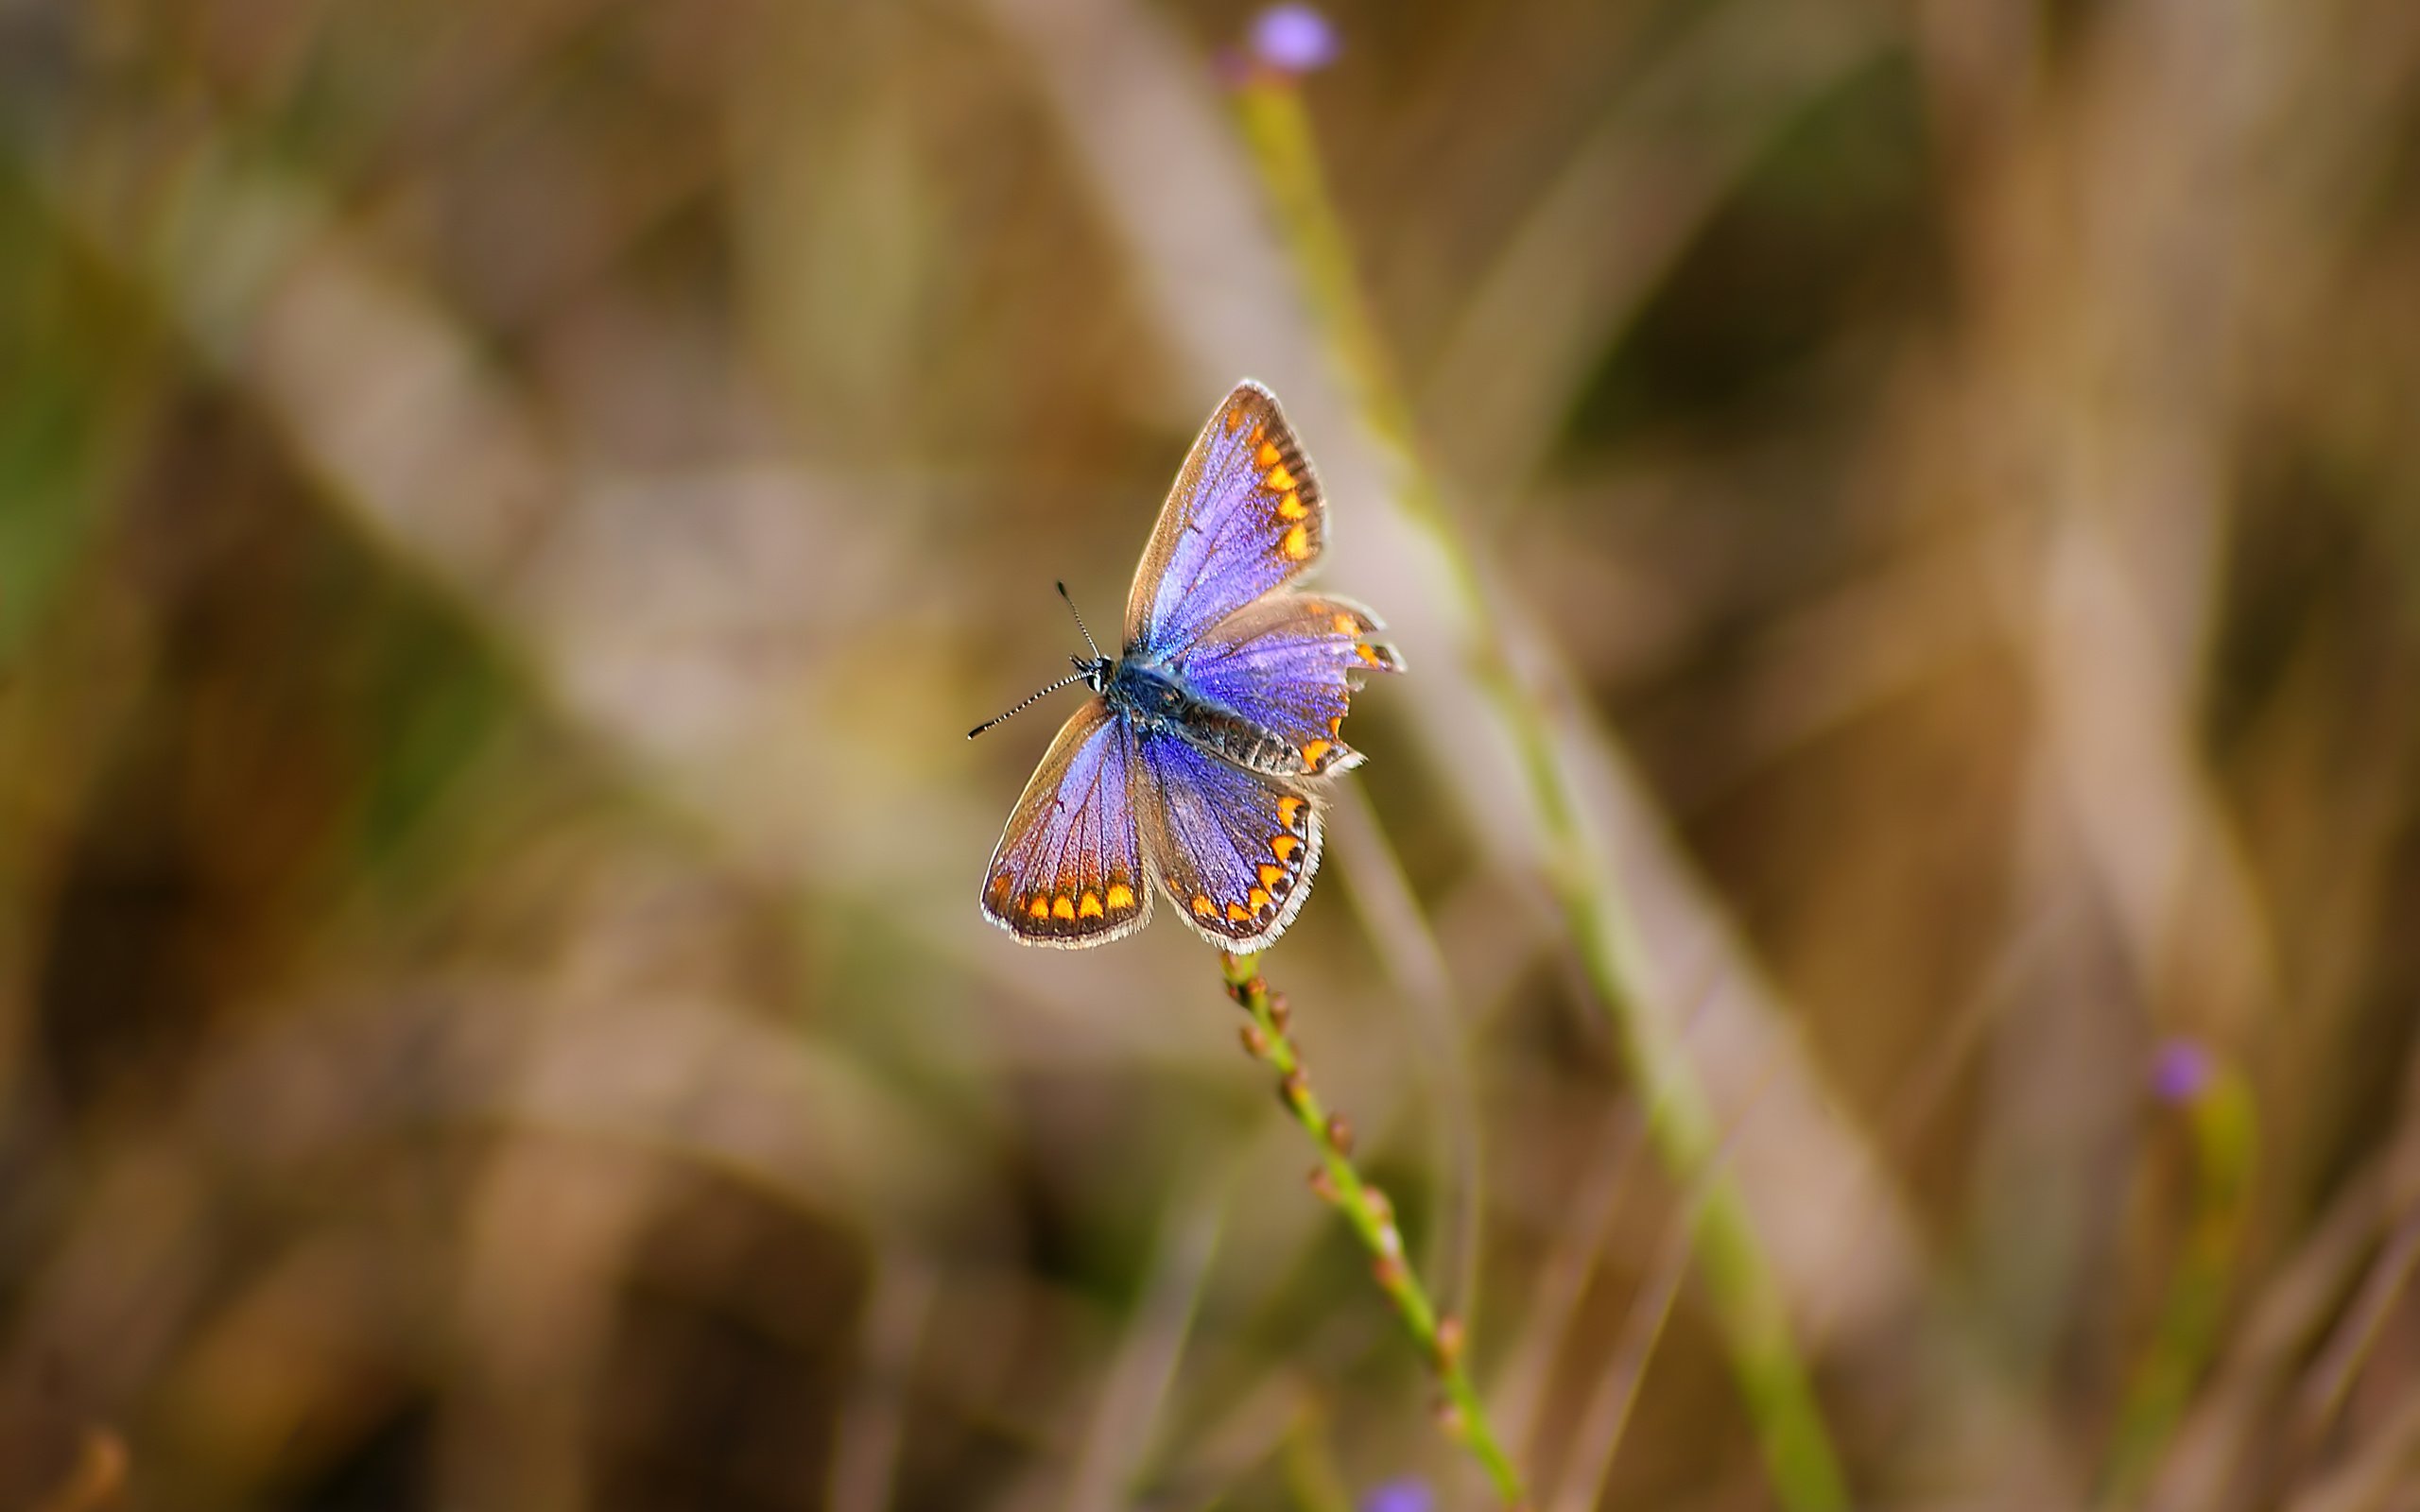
{"left": 1231, "top": 74, "right": 1850, "bottom": 1512}
{"left": 2098, "top": 1044, "right": 2256, "bottom": 1505}
{"left": 1219, "top": 951, "right": 1530, "bottom": 1510}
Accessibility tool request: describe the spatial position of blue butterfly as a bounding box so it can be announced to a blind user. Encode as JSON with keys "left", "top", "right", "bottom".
{"left": 974, "top": 381, "right": 1405, "bottom": 949}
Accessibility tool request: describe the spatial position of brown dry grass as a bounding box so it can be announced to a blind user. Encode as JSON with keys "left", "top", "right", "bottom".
{"left": 3, "top": 1, "right": 2419, "bottom": 1508}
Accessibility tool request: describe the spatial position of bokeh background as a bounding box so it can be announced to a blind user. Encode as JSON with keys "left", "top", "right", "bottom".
{"left": 5, "top": 0, "right": 2420, "bottom": 1508}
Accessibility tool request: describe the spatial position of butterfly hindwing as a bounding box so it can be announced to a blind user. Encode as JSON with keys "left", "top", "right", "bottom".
{"left": 978, "top": 697, "right": 1154, "bottom": 947}
{"left": 1122, "top": 381, "right": 1326, "bottom": 659}
{"left": 1178, "top": 593, "right": 1404, "bottom": 777}
{"left": 1134, "top": 727, "right": 1322, "bottom": 950}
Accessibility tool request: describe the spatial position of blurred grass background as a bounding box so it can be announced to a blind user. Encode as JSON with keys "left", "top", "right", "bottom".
{"left": 4, "top": 0, "right": 2420, "bottom": 1508}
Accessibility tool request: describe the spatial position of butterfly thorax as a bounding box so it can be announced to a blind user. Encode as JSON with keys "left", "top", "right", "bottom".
{"left": 1102, "top": 656, "right": 1311, "bottom": 778}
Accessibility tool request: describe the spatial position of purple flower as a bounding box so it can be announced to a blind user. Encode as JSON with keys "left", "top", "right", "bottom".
{"left": 1361, "top": 1478, "right": 1434, "bottom": 1512}
{"left": 1250, "top": 4, "right": 1340, "bottom": 74}
{"left": 2150, "top": 1037, "right": 2216, "bottom": 1106}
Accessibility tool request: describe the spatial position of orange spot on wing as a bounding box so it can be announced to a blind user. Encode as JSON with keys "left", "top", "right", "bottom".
{"left": 1277, "top": 797, "right": 1305, "bottom": 830}
{"left": 1248, "top": 422, "right": 1264, "bottom": 446}
{"left": 1223, "top": 406, "right": 1245, "bottom": 433}
{"left": 1301, "top": 739, "right": 1331, "bottom": 767}
{"left": 1248, "top": 887, "right": 1270, "bottom": 912}
{"left": 1107, "top": 883, "right": 1136, "bottom": 911}
{"left": 1327, "top": 714, "right": 1344, "bottom": 737}
{"left": 1333, "top": 612, "right": 1357, "bottom": 633}
{"left": 1358, "top": 644, "right": 1388, "bottom": 667}
{"left": 1271, "top": 834, "right": 1301, "bottom": 860}
{"left": 1192, "top": 893, "right": 1215, "bottom": 918}
{"left": 1027, "top": 896, "right": 1050, "bottom": 919}
{"left": 1256, "top": 440, "right": 1282, "bottom": 468}
{"left": 1079, "top": 890, "right": 1104, "bottom": 919}
{"left": 1226, "top": 901, "right": 1252, "bottom": 923}
{"left": 1052, "top": 896, "right": 1076, "bottom": 920}
{"left": 1281, "top": 523, "right": 1310, "bottom": 559}
{"left": 1259, "top": 863, "right": 1284, "bottom": 889}
{"left": 1264, "top": 464, "right": 1296, "bottom": 491}
{"left": 1278, "top": 491, "right": 1307, "bottom": 520}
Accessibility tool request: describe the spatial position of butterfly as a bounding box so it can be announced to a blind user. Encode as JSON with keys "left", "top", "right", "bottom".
{"left": 973, "top": 380, "right": 1404, "bottom": 950}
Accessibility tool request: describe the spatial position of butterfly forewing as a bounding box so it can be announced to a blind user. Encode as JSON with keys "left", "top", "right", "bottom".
{"left": 979, "top": 698, "right": 1155, "bottom": 947}
{"left": 1178, "top": 593, "right": 1404, "bottom": 777}
{"left": 1123, "top": 382, "right": 1326, "bottom": 659}
{"left": 1134, "top": 729, "right": 1322, "bottom": 950}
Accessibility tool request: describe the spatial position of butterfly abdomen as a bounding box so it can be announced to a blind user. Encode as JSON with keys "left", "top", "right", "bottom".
{"left": 1174, "top": 704, "right": 1319, "bottom": 777}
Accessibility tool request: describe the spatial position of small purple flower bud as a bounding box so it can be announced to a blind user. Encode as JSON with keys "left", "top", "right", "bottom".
{"left": 1251, "top": 4, "right": 1340, "bottom": 74}
{"left": 2150, "top": 1037, "right": 2216, "bottom": 1106}
{"left": 1361, "top": 1476, "right": 1435, "bottom": 1512}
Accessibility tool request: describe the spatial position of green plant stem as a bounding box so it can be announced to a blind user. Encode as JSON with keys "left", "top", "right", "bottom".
{"left": 1233, "top": 77, "right": 1850, "bottom": 1512}
{"left": 2098, "top": 1064, "right": 2256, "bottom": 1505}
{"left": 1219, "top": 952, "right": 1530, "bottom": 1510}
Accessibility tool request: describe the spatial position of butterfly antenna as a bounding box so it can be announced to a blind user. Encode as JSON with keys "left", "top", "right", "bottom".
{"left": 1057, "top": 580, "right": 1105, "bottom": 661}
{"left": 967, "top": 668, "right": 1089, "bottom": 740}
